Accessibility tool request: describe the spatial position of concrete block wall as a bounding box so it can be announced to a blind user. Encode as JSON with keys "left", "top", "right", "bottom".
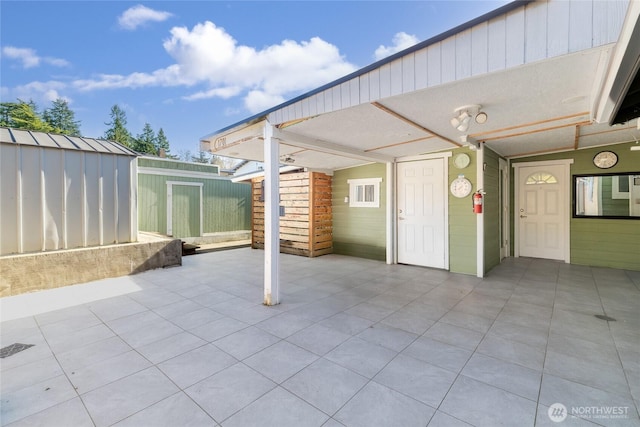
{"left": 0, "top": 239, "right": 182, "bottom": 297}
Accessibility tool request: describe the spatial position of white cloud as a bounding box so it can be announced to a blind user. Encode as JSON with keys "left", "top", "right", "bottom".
{"left": 73, "top": 21, "right": 357, "bottom": 113}
{"left": 2, "top": 46, "right": 70, "bottom": 69}
{"left": 118, "top": 5, "right": 173, "bottom": 30}
{"left": 3, "top": 80, "right": 70, "bottom": 104}
{"left": 374, "top": 32, "right": 420, "bottom": 61}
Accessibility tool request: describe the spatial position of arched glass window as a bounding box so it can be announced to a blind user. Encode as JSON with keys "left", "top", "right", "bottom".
{"left": 525, "top": 172, "right": 558, "bottom": 185}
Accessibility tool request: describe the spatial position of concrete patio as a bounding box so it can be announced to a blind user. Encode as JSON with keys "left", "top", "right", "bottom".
{"left": 1, "top": 248, "right": 639, "bottom": 426}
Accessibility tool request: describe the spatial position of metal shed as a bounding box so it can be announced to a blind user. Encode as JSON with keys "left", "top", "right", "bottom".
{"left": 0, "top": 127, "right": 138, "bottom": 255}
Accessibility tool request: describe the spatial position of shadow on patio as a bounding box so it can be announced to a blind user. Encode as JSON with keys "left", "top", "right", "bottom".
{"left": 1, "top": 248, "right": 639, "bottom": 426}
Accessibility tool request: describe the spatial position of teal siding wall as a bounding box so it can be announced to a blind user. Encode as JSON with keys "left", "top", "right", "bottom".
{"left": 449, "top": 148, "right": 478, "bottom": 275}
{"left": 332, "top": 163, "right": 386, "bottom": 260}
{"left": 483, "top": 148, "right": 501, "bottom": 274}
{"left": 138, "top": 174, "right": 251, "bottom": 237}
{"left": 511, "top": 141, "right": 640, "bottom": 271}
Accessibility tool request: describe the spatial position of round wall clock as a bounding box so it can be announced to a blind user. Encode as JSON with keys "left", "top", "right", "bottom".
{"left": 593, "top": 151, "right": 618, "bottom": 169}
{"left": 453, "top": 153, "right": 471, "bottom": 169}
{"left": 450, "top": 176, "right": 473, "bottom": 198}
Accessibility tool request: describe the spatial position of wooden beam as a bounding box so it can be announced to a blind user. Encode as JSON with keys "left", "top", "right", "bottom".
{"left": 273, "top": 129, "right": 393, "bottom": 163}
{"left": 574, "top": 124, "right": 581, "bottom": 150}
{"left": 481, "top": 120, "right": 592, "bottom": 142}
{"left": 507, "top": 145, "right": 576, "bottom": 158}
{"left": 471, "top": 112, "right": 590, "bottom": 138}
{"left": 364, "top": 135, "right": 436, "bottom": 152}
{"left": 371, "top": 101, "right": 463, "bottom": 147}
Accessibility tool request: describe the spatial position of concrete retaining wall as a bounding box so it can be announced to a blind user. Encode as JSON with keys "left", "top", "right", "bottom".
{"left": 0, "top": 237, "right": 182, "bottom": 297}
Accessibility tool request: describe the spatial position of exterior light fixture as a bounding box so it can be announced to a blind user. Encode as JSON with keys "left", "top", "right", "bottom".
{"left": 451, "top": 104, "right": 486, "bottom": 132}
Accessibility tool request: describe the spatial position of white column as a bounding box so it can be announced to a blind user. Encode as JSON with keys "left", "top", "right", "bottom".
{"left": 263, "top": 122, "right": 280, "bottom": 305}
{"left": 386, "top": 162, "right": 394, "bottom": 264}
{"left": 476, "top": 144, "right": 485, "bottom": 278}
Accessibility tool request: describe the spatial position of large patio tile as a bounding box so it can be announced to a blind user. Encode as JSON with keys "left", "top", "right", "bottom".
{"left": 379, "top": 307, "right": 436, "bottom": 335}
{"left": 427, "top": 411, "right": 473, "bottom": 426}
{"left": 85, "top": 296, "right": 147, "bottom": 322}
{"left": 4, "top": 397, "right": 94, "bottom": 427}
{"left": 0, "top": 332, "right": 52, "bottom": 371}
{"left": 224, "top": 386, "right": 329, "bottom": 427}
{"left": 186, "top": 362, "right": 276, "bottom": 422}
{"left": 55, "top": 335, "right": 131, "bottom": 372}
{"left": 282, "top": 358, "right": 368, "bottom": 416}
{"left": 486, "top": 320, "right": 549, "bottom": 350}
{"left": 402, "top": 336, "right": 472, "bottom": 373}
{"left": 440, "top": 376, "right": 537, "bottom": 427}
{"left": 165, "top": 307, "right": 225, "bottom": 330}
{"left": 286, "top": 324, "right": 351, "bottom": 356}
{"left": 325, "top": 337, "right": 397, "bottom": 379}
{"left": 0, "top": 375, "right": 77, "bottom": 425}
{"left": 128, "top": 288, "right": 185, "bottom": 310}
{"left": 213, "top": 326, "right": 280, "bottom": 360}
{"left": 423, "top": 321, "right": 485, "bottom": 350}
{"left": 113, "top": 392, "right": 217, "bottom": 426}
{"left": 345, "top": 302, "right": 396, "bottom": 322}
{"left": 135, "top": 331, "right": 205, "bottom": 364}
{"left": 334, "top": 381, "right": 435, "bottom": 427}
{"left": 318, "top": 313, "right": 375, "bottom": 336}
{"left": 67, "top": 350, "right": 151, "bottom": 394}
{"left": 81, "top": 367, "right": 179, "bottom": 427}
{"left": 547, "top": 332, "right": 621, "bottom": 366}
{"left": 544, "top": 350, "right": 631, "bottom": 397}
{"left": 356, "top": 323, "right": 418, "bottom": 352}
{"left": 117, "top": 319, "right": 184, "bottom": 348}
{"left": 44, "top": 323, "right": 115, "bottom": 353}
{"left": 189, "top": 317, "right": 250, "bottom": 342}
{"left": 373, "top": 353, "right": 457, "bottom": 408}
{"left": 255, "top": 312, "right": 315, "bottom": 338}
{"left": 0, "top": 355, "right": 63, "bottom": 394}
{"left": 476, "top": 334, "right": 545, "bottom": 371}
{"left": 439, "top": 310, "right": 494, "bottom": 333}
{"left": 461, "top": 353, "right": 542, "bottom": 400}
{"left": 244, "top": 340, "right": 319, "bottom": 384}
{"left": 158, "top": 343, "right": 236, "bottom": 388}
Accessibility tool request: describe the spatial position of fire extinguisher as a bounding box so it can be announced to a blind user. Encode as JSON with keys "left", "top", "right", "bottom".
{"left": 473, "top": 191, "right": 483, "bottom": 214}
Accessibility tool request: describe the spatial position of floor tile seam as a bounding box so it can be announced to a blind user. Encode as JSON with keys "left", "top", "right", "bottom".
{"left": 541, "top": 363, "right": 635, "bottom": 400}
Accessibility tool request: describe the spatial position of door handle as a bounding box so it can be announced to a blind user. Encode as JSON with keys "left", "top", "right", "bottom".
{"left": 399, "top": 217, "right": 405, "bottom": 221}
{"left": 520, "top": 215, "right": 527, "bottom": 218}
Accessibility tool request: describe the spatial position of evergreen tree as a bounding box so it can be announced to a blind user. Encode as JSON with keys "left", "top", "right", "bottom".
{"left": 43, "top": 99, "right": 81, "bottom": 136}
{"left": 0, "top": 100, "right": 53, "bottom": 131}
{"left": 132, "top": 123, "right": 157, "bottom": 155}
{"left": 191, "top": 151, "right": 212, "bottom": 163}
{"left": 155, "top": 127, "right": 170, "bottom": 156}
{"left": 103, "top": 105, "right": 132, "bottom": 147}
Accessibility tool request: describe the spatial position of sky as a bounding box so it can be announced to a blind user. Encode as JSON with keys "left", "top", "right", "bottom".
{"left": 1, "top": 1, "right": 508, "bottom": 157}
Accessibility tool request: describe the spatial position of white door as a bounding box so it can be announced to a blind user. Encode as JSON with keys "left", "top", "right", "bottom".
{"left": 517, "top": 164, "right": 566, "bottom": 260}
{"left": 397, "top": 159, "right": 446, "bottom": 268}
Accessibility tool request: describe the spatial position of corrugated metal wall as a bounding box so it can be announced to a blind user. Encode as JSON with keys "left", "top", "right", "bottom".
{"left": 137, "top": 174, "right": 251, "bottom": 237}
{"left": 0, "top": 142, "right": 137, "bottom": 255}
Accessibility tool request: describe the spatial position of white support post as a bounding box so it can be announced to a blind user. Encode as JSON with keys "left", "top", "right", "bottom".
{"left": 263, "top": 122, "right": 280, "bottom": 305}
{"left": 386, "top": 162, "right": 394, "bottom": 265}
{"left": 476, "top": 144, "right": 485, "bottom": 278}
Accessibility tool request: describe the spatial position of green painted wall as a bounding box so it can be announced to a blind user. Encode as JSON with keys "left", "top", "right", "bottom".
{"left": 138, "top": 174, "right": 251, "bottom": 237}
{"left": 511, "top": 141, "right": 640, "bottom": 271}
{"left": 448, "top": 148, "right": 478, "bottom": 275}
{"left": 332, "top": 163, "right": 386, "bottom": 261}
{"left": 483, "top": 147, "right": 502, "bottom": 274}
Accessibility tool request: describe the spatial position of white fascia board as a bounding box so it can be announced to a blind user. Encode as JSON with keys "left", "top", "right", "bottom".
{"left": 201, "top": 121, "right": 265, "bottom": 153}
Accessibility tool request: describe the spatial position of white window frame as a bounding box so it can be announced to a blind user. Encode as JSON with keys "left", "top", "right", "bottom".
{"left": 347, "top": 178, "right": 382, "bottom": 208}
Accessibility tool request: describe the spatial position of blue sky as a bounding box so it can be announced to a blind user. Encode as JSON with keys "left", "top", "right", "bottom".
{"left": 1, "top": 1, "right": 508, "bottom": 157}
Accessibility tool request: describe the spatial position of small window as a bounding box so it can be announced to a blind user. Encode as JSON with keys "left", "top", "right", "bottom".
{"left": 525, "top": 172, "right": 557, "bottom": 185}
{"left": 348, "top": 178, "right": 382, "bottom": 208}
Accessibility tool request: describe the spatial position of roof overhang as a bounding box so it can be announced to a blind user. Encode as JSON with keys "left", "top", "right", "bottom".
{"left": 593, "top": 0, "right": 640, "bottom": 125}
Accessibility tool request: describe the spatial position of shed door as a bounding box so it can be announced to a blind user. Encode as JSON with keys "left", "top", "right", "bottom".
{"left": 397, "top": 159, "right": 446, "bottom": 268}
{"left": 167, "top": 182, "right": 202, "bottom": 238}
